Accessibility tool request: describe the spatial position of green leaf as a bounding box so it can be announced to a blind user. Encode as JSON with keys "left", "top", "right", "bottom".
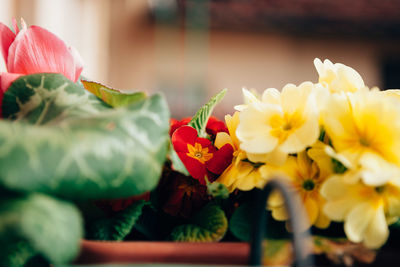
{"left": 2, "top": 73, "right": 110, "bottom": 124}
{"left": 229, "top": 202, "right": 289, "bottom": 241}
{"left": 81, "top": 80, "right": 147, "bottom": 108}
{"left": 0, "top": 74, "right": 170, "bottom": 200}
{"left": 89, "top": 200, "right": 148, "bottom": 241}
{"left": 0, "top": 240, "right": 36, "bottom": 267}
{"left": 168, "top": 141, "right": 189, "bottom": 176}
{"left": 170, "top": 204, "right": 228, "bottom": 242}
{"left": 207, "top": 182, "right": 229, "bottom": 199}
{"left": 188, "top": 89, "right": 227, "bottom": 138}
{"left": 0, "top": 193, "right": 83, "bottom": 265}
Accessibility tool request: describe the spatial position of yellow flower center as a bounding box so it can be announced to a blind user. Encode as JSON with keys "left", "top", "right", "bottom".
{"left": 359, "top": 137, "right": 370, "bottom": 147}
{"left": 187, "top": 143, "right": 213, "bottom": 164}
{"left": 270, "top": 112, "right": 304, "bottom": 143}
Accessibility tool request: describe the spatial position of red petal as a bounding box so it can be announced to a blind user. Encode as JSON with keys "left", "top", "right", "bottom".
{"left": 207, "top": 144, "right": 234, "bottom": 175}
{"left": 171, "top": 125, "right": 198, "bottom": 152}
{"left": 7, "top": 26, "right": 82, "bottom": 82}
{"left": 178, "top": 152, "right": 207, "bottom": 183}
{"left": 169, "top": 117, "right": 192, "bottom": 136}
{"left": 0, "top": 23, "right": 16, "bottom": 66}
{"left": 195, "top": 136, "right": 214, "bottom": 149}
{"left": 163, "top": 188, "right": 186, "bottom": 216}
{"left": 206, "top": 116, "right": 228, "bottom": 136}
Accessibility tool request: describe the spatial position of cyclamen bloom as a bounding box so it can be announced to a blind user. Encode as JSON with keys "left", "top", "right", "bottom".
{"left": 172, "top": 126, "right": 233, "bottom": 185}
{"left": 0, "top": 19, "right": 83, "bottom": 112}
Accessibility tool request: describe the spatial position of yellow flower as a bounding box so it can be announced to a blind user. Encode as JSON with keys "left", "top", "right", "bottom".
{"left": 236, "top": 82, "right": 319, "bottom": 165}
{"left": 322, "top": 89, "right": 400, "bottom": 182}
{"left": 314, "top": 58, "right": 365, "bottom": 93}
{"left": 267, "top": 151, "right": 331, "bottom": 229}
{"left": 321, "top": 174, "right": 400, "bottom": 248}
{"left": 234, "top": 88, "right": 261, "bottom": 112}
{"left": 215, "top": 112, "right": 267, "bottom": 192}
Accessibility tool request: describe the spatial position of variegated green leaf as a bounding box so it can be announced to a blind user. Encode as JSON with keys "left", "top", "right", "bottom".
{"left": 0, "top": 193, "right": 83, "bottom": 265}
{"left": 0, "top": 74, "right": 170, "bottom": 199}
{"left": 170, "top": 205, "right": 228, "bottom": 242}
{"left": 89, "top": 200, "right": 148, "bottom": 241}
{"left": 81, "top": 80, "right": 147, "bottom": 108}
{"left": 2, "top": 74, "right": 110, "bottom": 124}
{"left": 188, "top": 89, "right": 227, "bottom": 138}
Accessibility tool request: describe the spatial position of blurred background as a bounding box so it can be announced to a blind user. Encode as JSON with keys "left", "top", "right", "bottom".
{"left": 1, "top": 0, "right": 400, "bottom": 117}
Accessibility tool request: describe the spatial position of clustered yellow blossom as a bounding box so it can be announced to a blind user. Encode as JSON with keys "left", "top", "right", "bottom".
{"left": 218, "top": 58, "right": 400, "bottom": 249}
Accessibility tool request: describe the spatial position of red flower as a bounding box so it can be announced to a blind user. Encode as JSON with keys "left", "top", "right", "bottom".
{"left": 172, "top": 126, "right": 233, "bottom": 185}
{"left": 169, "top": 117, "right": 191, "bottom": 136}
{"left": 158, "top": 171, "right": 208, "bottom": 218}
{"left": 206, "top": 116, "right": 229, "bottom": 137}
{"left": 169, "top": 116, "right": 228, "bottom": 137}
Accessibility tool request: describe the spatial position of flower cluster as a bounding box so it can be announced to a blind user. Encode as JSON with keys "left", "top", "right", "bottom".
{"left": 168, "top": 58, "right": 400, "bottom": 249}
{"left": 1, "top": 18, "right": 398, "bottom": 265}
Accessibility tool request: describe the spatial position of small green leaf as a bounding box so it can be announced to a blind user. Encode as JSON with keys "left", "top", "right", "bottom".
{"left": 188, "top": 89, "right": 227, "bottom": 138}
{"left": 89, "top": 200, "right": 148, "bottom": 241}
{"left": 168, "top": 141, "right": 189, "bottom": 176}
{"left": 170, "top": 204, "right": 228, "bottom": 242}
{"left": 207, "top": 182, "right": 229, "bottom": 199}
{"left": 82, "top": 80, "right": 147, "bottom": 108}
{"left": 0, "top": 193, "right": 83, "bottom": 265}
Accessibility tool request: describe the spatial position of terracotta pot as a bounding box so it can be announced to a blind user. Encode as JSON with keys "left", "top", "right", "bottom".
{"left": 76, "top": 240, "right": 250, "bottom": 265}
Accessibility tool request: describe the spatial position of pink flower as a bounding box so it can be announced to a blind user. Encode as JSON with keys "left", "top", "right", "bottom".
{"left": 0, "top": 19, "right": 84, "bottom": 114}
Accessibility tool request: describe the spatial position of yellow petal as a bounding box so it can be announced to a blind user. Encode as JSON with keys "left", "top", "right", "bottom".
{"left": 323, "top": 196, "right": 360, "bottom": 222}
{"left": 344, "top": 202, "right": 375, "bottom": 243}
{"left": 270, "top": 205, "right": 289, "bottom": 221}
{"left": 261, "top": 88, "right": 281, "bottom": 105}
{"left": 268, "top": 190, "right": 285, "bottom": 207}
{"left": 225, "top": 112, "right": 240, "bottom": 148}
{"left": 314, "top": 211, "right": 331, "bottom": 229}
{"left": 304, "top": 197, "right": 318, "bottom": 226}
{"left": 215, "top": 132, "right": 234, "bottom": 150}
{"left": 320, "top": 175, "right": 347, "bottom": 200}
{"left": 264, "top": 148, "right": 288, "bottom": 166}
{"left": 363, "top": 205, "right": 389, "bottom": 249}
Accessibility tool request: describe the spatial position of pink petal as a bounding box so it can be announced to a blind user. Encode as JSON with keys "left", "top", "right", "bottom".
{"left": 8, "top": 26, "right": 82, "bottom": 82}
{"left": 68, "top": 46, "right": 84, "bottom": 81}
{"left": 0, "top": 72, "right": 22, "bottom": 117}
{"left": 0, "top": 72, "right": 22, "bottom": 92}
{"left": 0, "top": 22, "right": 16, "bottom": 66}
{"left": 12, "top": 18, "right": 19, "bottom": 34}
